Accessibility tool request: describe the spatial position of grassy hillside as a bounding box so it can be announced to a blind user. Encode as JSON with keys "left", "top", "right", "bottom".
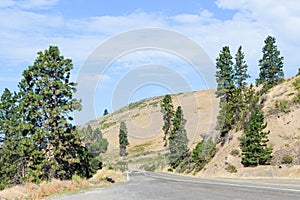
{"left": 198, "top": 76, "right": 300, "bottom": 178}
{"left": 84, "top": 76, "right": 300, "bottom": 177}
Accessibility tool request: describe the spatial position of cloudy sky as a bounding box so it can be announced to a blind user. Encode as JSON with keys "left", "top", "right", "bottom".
{"left": 0, "top": 0, "right": 299, "bottom": 124}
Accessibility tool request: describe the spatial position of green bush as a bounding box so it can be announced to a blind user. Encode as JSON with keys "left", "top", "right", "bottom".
{"left": 167, "top": 168, "right": 174, "bottom": 172}
{"left": 281, "top": 155, "right": 293, "bottom": 164}
{"left": 230, "top": 149, "right": 239, "bottom": 157}
{"left": 72, "top": 174, "right": 82, "bottom": 183}
{"left": 191, "top": 138, "right": 216, "bottom": 172}
{"left": 292, "top": 78, "right": 300, "bottom": 103}
{"left": 225, "top": 165, "right": 237, "bottom": 173}
{"left": 144, "top": 164, "right": 156, "bottom": 172}
{"left": 116, "top": 161, "right": 128, "bottom": 172}
{"left": 275, "top": 100, "right": 291, "bottom": 113}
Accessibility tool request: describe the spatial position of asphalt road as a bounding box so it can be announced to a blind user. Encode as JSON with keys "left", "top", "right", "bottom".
{"left": 51, "top": 172, "right": 300, "bottom": 200}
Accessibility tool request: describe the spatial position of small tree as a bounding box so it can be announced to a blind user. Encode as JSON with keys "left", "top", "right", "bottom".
{"left": 256, "top": 36, "right": 284, "bottom": 93}
{"left": 119, "top": 122, "right": 129, "bottom": 156}
{"left": 88, "top": 128, "right": 108, "bottom": 157}
{"left": 79, "top": 125, "right": 108, "bottom": 157}
{"left": 161, "top": 94, "right": 174, "bottom": 146}
{"left": 103, "top": 109, "right": 109, "bottom": 116}
{"left": 168, "top": 106, "right": 188, "bottom": 168}
{"left": 240, "top": 107, "right": 272, "bottom": 167}
{"left": 191, "top": 138, "right": 216, "bottom": 172}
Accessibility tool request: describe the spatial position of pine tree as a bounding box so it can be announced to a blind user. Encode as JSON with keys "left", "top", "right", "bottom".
{"left": 240, "top": 107, "right": 272, "bottom": 167}
{"left": 256, "top": 36, "right": 284, "bottom": 92}
{"left": 119, "top": 121, "right": 129, "bottom": 156}
{"left": 161, "top": 94, "right": 174, "bottom": 146}
{"left": 215, "top": 46, "right": 235, "bottom": 141}
{"left": 17, "top": 46, "right": 91, "bottom": 181}
{"left": 0, "top": 89, "right": 36, "bottom": 188}
{"left": 103, "top": 109, "right": 109, "bottom": 116}
{"left": 234, "top": 46, "right": 250, "bottom": 89}
{"left": 0, "top": 89, "right": 23, "bottom": 188}
{"left": 233, "top": 46, "right": 250, "bottom": 129}
{"left": 168, "top": 106, "right": 188, "bottom": 168}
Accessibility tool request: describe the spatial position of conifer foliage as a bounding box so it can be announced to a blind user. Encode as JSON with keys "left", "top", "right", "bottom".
{"left": 119, "top": 121, "right": 129, "bottom": 156}
{"left": 256, "top": 36, "right": 284, "bottom": 92}
{"left": 168, "top": 106, "right": 188, "bottom": 168}
{"left": 161, "top": 94, "right": 174, "bottom": 146}
{"left": 0, "top": 46, "right": 95, "bottom": 189}
{"left": 215, "top": 46, "right": 251, "bottom": 141}
{"left": 240, "top": 107, "right": 272, "bottom": 167}
{"left": 215, "top": 46, "right": 235, "bottom": 140}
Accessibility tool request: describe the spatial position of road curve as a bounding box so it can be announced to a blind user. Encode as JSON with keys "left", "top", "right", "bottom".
{"left": 50, "top": 172, "right": 300, "bottom": 200}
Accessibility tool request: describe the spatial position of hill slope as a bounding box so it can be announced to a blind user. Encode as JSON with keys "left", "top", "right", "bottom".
{"left": 84, "top": 76, "right": 300, "bottom": 177}
{"left": 86, "top": 89, "right": 218, "bottom": 153}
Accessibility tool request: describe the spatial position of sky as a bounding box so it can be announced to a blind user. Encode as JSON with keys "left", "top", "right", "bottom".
{"left": 0, "top": 0, "right": 300, "bottom": 124}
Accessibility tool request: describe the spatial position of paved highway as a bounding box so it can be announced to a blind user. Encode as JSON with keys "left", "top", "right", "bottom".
{"left": 51, "top": 172, "right": 300, "bottom": 200}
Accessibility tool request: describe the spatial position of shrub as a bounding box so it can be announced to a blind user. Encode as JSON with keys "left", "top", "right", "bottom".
{"left": 144, "top": 164, "right": 156, "bottom": 172}
{"left": 72, "top": 174, "right": 82, "bottom": 183}
{"left": 116, "top": 161, "right": 128, "bottom": 172}
{"left": 225, "top": 165, "right": 237, "bottom": 173}
{"left": 230, "top": 149, "right": 239, "bottom": 157}
{"left": 292, "top": 78, "right": 300, "bottom": 103}
{"left": 281, "top": 155, "right": 293, "bottom": 164}
{"left": 167, "top": 168, "right": 173, "bottom": 172}
{"left": 275, "top": 100, "right": 291, "bottom": 113}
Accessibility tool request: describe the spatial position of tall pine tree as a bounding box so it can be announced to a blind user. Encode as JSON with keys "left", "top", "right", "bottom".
{"left": 256, "top": 36, "right": 284, "bottom": 92}
{"left": 234, "top": 46, "right": 250, "bottom": 89}
{"left": 168, "top": 106, "right": 188, "bottom": 168}
{"left": 240, "top": 107, "right": 272, "bottom": 167}
{"left": 0, "top": 46, "right": 96, "bottom": 188}
{"left": 233, "top": 46, "right": 251, "bottom": 129}
{"left": 161, "top": 94, "right": 174, "bottom": 146}
{"left": 215, "top": 46, "right": 235, "bottom": 141}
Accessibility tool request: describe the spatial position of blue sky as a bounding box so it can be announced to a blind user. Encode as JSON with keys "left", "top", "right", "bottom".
{"left": 0, "top": 0, "right": 300, "bottom": 124}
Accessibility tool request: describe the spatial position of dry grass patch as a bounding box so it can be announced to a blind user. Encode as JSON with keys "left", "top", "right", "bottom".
{"left": 0, "top": 169, "right": 126, "bottom": 200}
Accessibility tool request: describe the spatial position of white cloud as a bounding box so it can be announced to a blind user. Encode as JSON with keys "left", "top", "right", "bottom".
{"left": 216, "top": 0, "right": 300, "bottom": 43}
{"left": 0, "top": 0, "right": 15, "bottom": 8}
{"left": 17, "top": 0, "right": 58, "bottom": 10}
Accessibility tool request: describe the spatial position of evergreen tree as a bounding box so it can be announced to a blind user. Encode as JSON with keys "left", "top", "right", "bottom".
{"left": 256, "top": 36, "right": 284, "bottom": 92}
{"left": 191, "top": 138, "right": 216, "bottom": 171}
{"left": 215, "top": 46, "right": 235, "bottom": 141}
{"left": 168, "top": 106, "right": 188, "bottom": 168}
{"left": 0, "top": 89, "right": 26, "bottom": 188}
{"left": 79, "top": 125, "right": 108, "bottom": 157}
{"left": 0, "top": 46, "right": 96, "bottom": 188}
{"left": 103, "top": 109, "right": 109, "bottom": 116}
{"left": 234, "top": 46, "right": 250, "bottom": 89}
{"left": 233, "top": 46, "right": 251, "bottom": 129}
{"left": 17, "top": 46, "right": 91, "bottom": 181}
{"left": 240, "top": 107, "right": 272, "bottom": 167}
{"left": 119, "top": 121, "right": 129, "bottom": 156}
{"left": 161, "top": 94, "right": 174, "bottom": 146}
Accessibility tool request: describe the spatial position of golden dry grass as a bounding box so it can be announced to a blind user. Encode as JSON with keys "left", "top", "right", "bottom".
{"left": 0, "top": 169, "right": 126, "bottom": 200}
